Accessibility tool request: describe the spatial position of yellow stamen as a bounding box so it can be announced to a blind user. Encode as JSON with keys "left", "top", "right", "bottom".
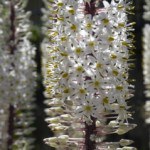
{"left": 76, "top": 66, "right": 84, "bottom": 72}
{"left": 75, "top": 47, "right": 82, "bottom": 54}
{"left": 68, "top": 9, "right": 75, "bottom": 15}
{"left": 103, "top": 97, "right": 109, "bottom": 104}
{"left": 63, "top": 88, "right": 70, "bottom": 94}
{"left": 84, "top": 105, "right": 92, "bottom": 112}
{"left": 88, "top": 41, "right": 95, "bottom": 47}
{"left": 117, "top": 4, "right": 124, "bottom": 10}
{"left": 112, "top": 70, "right": 119, "bottom": 76}
{"left": 118, "top": 23, "right": 125, "bottom": 28}
{"left": 102, "top": 18, "right": 109, "bottom": 25}
{"left": 96, "top": 63, "right": 102, "bottom": 69}
{"left": 60, "top": 52, "right": 68, "bottom": 57}
{"left": 116, "top": 85, "right": 123, "bottom": 90}
{"left": 86, "top": 23, "right": 92, "bottom": 29}
{"left": 57, "top": 2, "right": 63, "bottom": 7}
{"left": 79, "top": 88, "right": 86, "bottom": 94}
{"left": 122, "top": 41, "right": 128, "bottom": 46}
{"left": 70, "top": 24, "right": 77, "bottom": 31}
{"left": 93, "top": 80, "right": 100, "bottom": 87}
{"left": 62, "top": 73, "right": 69, "bottom": 78}
{"left": 108, "top": 36, "right": 114, "bottom": 42}
{"left": 61, "top": 36, "right": 67, "bottom": 41}
{"left": 110, "top": 54, "right": 117, "bottom": 59}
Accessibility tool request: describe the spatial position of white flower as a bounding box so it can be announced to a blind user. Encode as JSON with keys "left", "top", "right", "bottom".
{"left": 143, "top": 0, "right": 150, "bottom": 125}
{"left": 76, "top": 96, "right": 98, "bottom": 122}
{"left": 143, "top": 0, "right": 150, "bottom": 21}
{"left": 43, "top": 0, "right": 136, "bottom": 149}
{"left": 119, "top": 139, "right": 134, "bottom": 146}
{"left": 0, "top": 0, "right": 36, "bottom": 149}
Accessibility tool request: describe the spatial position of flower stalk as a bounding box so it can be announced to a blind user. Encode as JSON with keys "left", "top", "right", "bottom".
{"left": 85, "top": 117, "right": 96, "bottom": 150}
{"left": 7, "top": 1, "right": 16, "bottom": 148}
{"left": 9, "top": 0, "right": 16, "bottom": 54}
{"left": 7, "top": 105, "right": 15, "bottom": 150}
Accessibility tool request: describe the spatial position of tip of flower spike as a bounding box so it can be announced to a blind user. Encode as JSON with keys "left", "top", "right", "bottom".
{"left": 115, "top": 123, "right": 137, "bottom": 135}
{"left": 44, "top": 135, "right": 69, "bottom": 148}
{"left": 117, "top": 147, "right": 137, "bottom": 150}
{"left": 45, "top": 117, "right": 60, "bottom": 124}
{"left": 119, "top": 139, "right": 134, "bottom": 146}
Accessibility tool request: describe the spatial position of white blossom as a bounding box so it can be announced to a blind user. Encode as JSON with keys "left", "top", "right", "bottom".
{"left": 42, "top": 0, "right": 136, "bottom": 149}
{"left": 143, "top": 0, "right": 150, "bottom": 21}
{"left": 0, "top": 0, "right": 36, "bottom": 149}
{"left": 143, "top": 0, "right": 150, "bottom": 127}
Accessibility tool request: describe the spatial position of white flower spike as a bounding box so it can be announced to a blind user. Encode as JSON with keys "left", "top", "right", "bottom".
{"left": 42, "top": 0, "right": 136, "bottom": 149}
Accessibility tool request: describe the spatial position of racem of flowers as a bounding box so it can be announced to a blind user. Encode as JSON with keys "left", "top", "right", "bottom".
{"left": 143, "top": 0, "right": 150, "bottom": 125}
{"left": 43, "top": 0, "right": 136, "bottom": 149}
{"left": 0, "top": 0, "right": 36, "bottom": 149}
{"left": 143, "top": 0, "right": 150, "bottom": 21}
{"left": 143, "top": 24, "right": 150, "bottom": 124}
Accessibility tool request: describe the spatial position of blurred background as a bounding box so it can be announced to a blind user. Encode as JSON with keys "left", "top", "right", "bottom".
{"left": 25, "top": 0, "right": 149, "bottom": 149}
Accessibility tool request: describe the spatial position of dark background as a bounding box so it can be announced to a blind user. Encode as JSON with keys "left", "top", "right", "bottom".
{"left": 26, "top": 0, "right": 149, "bottom": 149}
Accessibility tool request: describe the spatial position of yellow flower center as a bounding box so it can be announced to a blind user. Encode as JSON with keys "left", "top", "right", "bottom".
{"left": 116, "top": 85, "right": 123, "bottom": 90}
{"left": 76, "top": 66, "right": 84, "bottom": 72}
{"left": 68, "top": 9, "right": 75, "bottom": 15}
{"left": 60, "top": 52, "right": 68, "bottom": 57}
{"left": 79, "top": 88, "right": 86, "bottom": 94}
{"left": 108, "top": 36, "right": 114, "bottom": 42}
{"left": 61, "top": 36, "right": 67, "bottom": 41}
{"left": 62, "top": 73, "right": 69, "bottom": 78}
{"left": 119, "top": 105, "right": 125, "bottom": 109}
{"left": 86, "top": 23, "right": 92, "bottom": 29}
{"left": 118, "top": 23, "right": 125, "bottom": 28}
{"left": 57, "top": 2, "right": 63, "bottom": 7}
{"left": 122, "top": 41, "right": 128, "bottom": 46}
{"left": 63, "top": 88, "right": 70, "bottom": 94}
{"left": 110, "top": 54, "right": 117, "bottom": 59}
{"left": 93, "top": 80, "right": 100, "bottom": 87}
{"left": 103, "top": 97, "right": 109, "bottom": 104}
{"left": 102, "top": 18, "right": 109, "bottom": 25}
{"left": 112, "top": 70, "right": 119, "bottom": 76}
{"left": 57, "top": 17, "right": 64, "bottom": 21}
{"left": 75, "top": 47, "right": 82, "bottom": 54}
{"left": 70, "top": 24, "right": 77, "bottom": 31}
{"left": 84, "top": 105, "right": 92, "bottom": 112}
{"left": 88, "top": 41, "right": 95, "bottom": 47}
{"left": 117, "top": 4, "right": 124, "bottom": 10}
{"left": 96, "top": 63, "right": 102, "bottom": 69}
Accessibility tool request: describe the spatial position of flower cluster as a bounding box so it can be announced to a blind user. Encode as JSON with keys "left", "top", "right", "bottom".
{"left": 43, "top": 0, "right": 136, "bottom": 149}
{"left": 143, "top": 0, "right": 150, "bottom": 21}
{"left": 143, "top": 25, "right": 150, "bottom": 99}
{"left": 0, "top": 2, "right": 10, "bottom": 149}
{"left": 143, "top": 0, "right": 150, "bottom": 125}
{"left": 0, "top": 0, "right": 36, "bottom": 149}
